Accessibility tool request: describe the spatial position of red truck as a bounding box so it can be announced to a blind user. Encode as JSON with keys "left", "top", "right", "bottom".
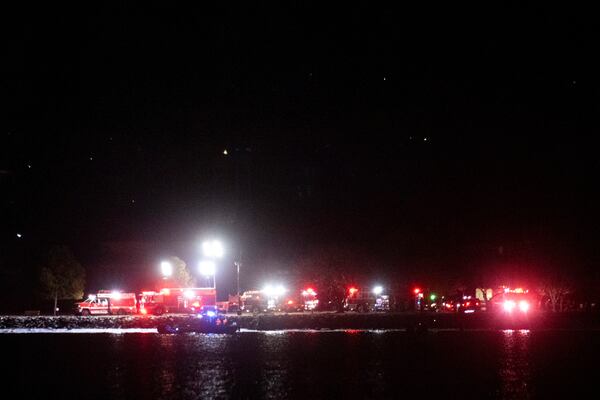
{"left": 139, "top": 287, "right": 217, "bottom": 315}
{"left": 76, "top": 290, "right": 137, "bottom": 316}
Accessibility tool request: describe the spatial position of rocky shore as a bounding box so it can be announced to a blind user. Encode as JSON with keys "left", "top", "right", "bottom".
{"left": 2, "top": 311, "right": 600, "bottom": 331}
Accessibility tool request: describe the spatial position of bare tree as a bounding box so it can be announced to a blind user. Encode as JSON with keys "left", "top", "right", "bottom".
{"left": 539, "top": 275, "right": 572, "bottom": 312}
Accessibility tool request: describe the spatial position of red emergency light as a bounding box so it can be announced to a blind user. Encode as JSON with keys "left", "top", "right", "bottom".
{"left": 348, "top": 287, "right": 358, "bottom": 295}
{"left": 414, "top": 288, "right": 421, "bottom": 295}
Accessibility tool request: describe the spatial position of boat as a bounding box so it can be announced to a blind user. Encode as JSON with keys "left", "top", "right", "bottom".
{"left": 156, "top": 315, "right": 239, "bottom": 334}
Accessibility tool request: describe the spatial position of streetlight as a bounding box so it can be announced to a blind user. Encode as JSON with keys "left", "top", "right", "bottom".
{"left": 234, "top": 261, "right": 241, "bottom": 297}
{"left": 198, "top": 260, "right": 216, "bottom": 288}
{"left": 202, "top": 240, "right": 224, "bottom": 258}
{"left": 161, "top": 261, "right": 173, "bottom": 278}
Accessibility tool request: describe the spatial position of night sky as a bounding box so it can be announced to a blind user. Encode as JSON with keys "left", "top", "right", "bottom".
{"left": 3, "top": 4, "right": 599, "bottom": 298}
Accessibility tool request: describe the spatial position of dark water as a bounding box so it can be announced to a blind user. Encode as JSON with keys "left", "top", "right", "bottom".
{"left": 2, "top": 329, "right": 599, "bottom": 399}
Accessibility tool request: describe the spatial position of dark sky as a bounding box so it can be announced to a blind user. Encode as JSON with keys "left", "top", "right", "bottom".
{"left": 2, "top": 4, "right": 599, "bottom": 294}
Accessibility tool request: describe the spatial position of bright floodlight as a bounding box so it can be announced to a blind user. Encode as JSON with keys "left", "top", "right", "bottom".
{"left": 202, "top": 240, "right": 224, "bottom": 258}
{"left": 373, "top": 286, "right": 383, "bottom": 295}
{"left": 111, "top": 291, "right": 121, "bottom": 300}
{"left": 161, "top": 261, "right": 173, "bottom": 277}
{"left": 198, "top": 260, "right": 216, "bottom": 276}
{"left": 263, "top": 284, "right": 286, "bottom": 297}
{"left": 184, "top": 290, "right": 195, "bottom": 299}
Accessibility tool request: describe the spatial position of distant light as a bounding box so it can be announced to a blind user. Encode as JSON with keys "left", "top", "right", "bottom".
{"left": 27, "top": 164, "right": 31, "bottom": 169}
{"left": 424, "top": 137, "right": 428, "bottom": 141}
{"left": 464, "top": 309, "right": 475, "bottom": 314}
{"left": 287, "top": 300, "right": 294, "bottom": 305}
{"left": 223, "top": 149, "right": 228, "bottom": 155}
{"left": 518, "top": 300, "right": 530, "bottom": 313}
{"left": 503, "top": 300, "right": 516, "bottom": 312}
{"left": 414, "top": 288, "right": 421, "bottom": 294}
{"left": 16, "top": 233, "right": 22, "bottom": 238}
{"left": 349, "top": 287, "right": 358, "bottom": 295}
{"left": 373, "top": 286, "right": 383, "bottom": 295}
{"left": 430, "top": 294, "right": 437, "bottom": 301}
{"left": 199, "top": 260, "right": 216, "bottom": 276}
{"left": 161, "top": 261, "right": 173, "bottom": 277}
{"left": 202, "top": 240, "right": 224, "bottom": 258}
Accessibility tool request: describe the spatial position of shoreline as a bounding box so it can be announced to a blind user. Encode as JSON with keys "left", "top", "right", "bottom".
{"left": 1, "top": 312, "right": 600, "bottom": 331}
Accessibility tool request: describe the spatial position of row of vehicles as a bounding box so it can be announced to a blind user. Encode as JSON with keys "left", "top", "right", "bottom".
{"left": 76, "top": 285, "right": 535, "bottom": 316}
{"left": 75, "top": 288, "right": 218, "bottom": 316}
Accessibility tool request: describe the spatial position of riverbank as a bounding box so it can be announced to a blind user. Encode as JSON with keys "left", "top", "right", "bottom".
{"left": 2, "top": 312, "right": 600, "bottom": 331}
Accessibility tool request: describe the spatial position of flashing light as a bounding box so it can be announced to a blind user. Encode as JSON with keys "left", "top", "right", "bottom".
{"left": 205, "top": 310, "right": 216, "bottom": 317}
{"left": 503, "top": 300, "right": 516, "bottom": 312}
{"left": 202, "top": 240, "right": 224, "bottom": 258}
{"left": 184, "top": 290, "right": 195, "bottom": 299}
{"left": 287, "top": 300, "right": 294, "bottom": 305}
{"left": 302, "top": 287, "right": 316, "bottom": 296}
{"left": 349, "top": 287, "right": 359, "bottom": 295}
{"left": 518, "top": 300, "right": 530, "bottom": 313}
{"left": 430, "top": 294, "right": 437, "bottom": 301}
{"left": 88, "top": 294, "right": 96, "bottom": 300}
{"left": 514, "top": 288, "right": 524, "bottom": 294}
{"left": 112, "top": 291, "right": 121, "bottom": 300}
{"left": 161, "top": 261, "right": 173, "bottom": 277}
{"left": 373, "top": 286, "right": 383, "bottom": 295}
{"left": 160, "top": 288, "right": 170, "bottom": 295}
{"left": 414, "top": 288, "right": 421, "bottom": 295}
{"left": 465, "top": 302, "right": 470, "bottom": 306}
{"left": 199, "top": 260, "right": 216, "bottom": 276}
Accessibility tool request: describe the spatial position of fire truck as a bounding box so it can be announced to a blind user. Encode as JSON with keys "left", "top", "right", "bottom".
{"left": 344, "top": 287, "right": 390, "bottom": 312}
{"left": 139, "top": 287, "right": 217, "bottom": 315}
{"left": 76, "top": 291, "right": 137, "bottom": 316}
{"left": 239, "top": 287, "right": 318, "bottom": 313}
{"left": 301, "top": 288, "right": 319, "bottom": 311}
{"left": 240, "top": 290, "right": 268, "bottom": 313}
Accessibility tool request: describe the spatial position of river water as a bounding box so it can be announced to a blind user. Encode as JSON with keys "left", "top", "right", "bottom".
{"left": 2, "top": 329, "right": 599, "bottom": 399}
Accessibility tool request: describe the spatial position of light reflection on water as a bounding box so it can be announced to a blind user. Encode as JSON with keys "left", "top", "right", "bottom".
{"left": 3, "top": 329, "right": 597, "bottom": 399}
{"left": 499, "top": 329, "right": 532, "bottom": 399}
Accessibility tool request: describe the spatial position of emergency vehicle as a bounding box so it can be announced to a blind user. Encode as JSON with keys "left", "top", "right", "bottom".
{"left": 300, "top": 288, "right": 319, "bottom": 311}
{"left": 240, "top": 290, "right": 268, "bottom": 313}
{"left": 344, "top": 287, "right": 390, "bottom": 312}
{"left": 138, "top": 287, "right": 217, "bottom": 315}
{"left": 76, "top": 291, "right": 137, "bottom": 316}
{"left": 239, "top": 288, "right": 303, "bottom": 313}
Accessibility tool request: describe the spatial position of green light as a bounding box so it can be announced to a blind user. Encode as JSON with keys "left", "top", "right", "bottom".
{"left": 430, "top": 294, "right": 437, "bottom": 301}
